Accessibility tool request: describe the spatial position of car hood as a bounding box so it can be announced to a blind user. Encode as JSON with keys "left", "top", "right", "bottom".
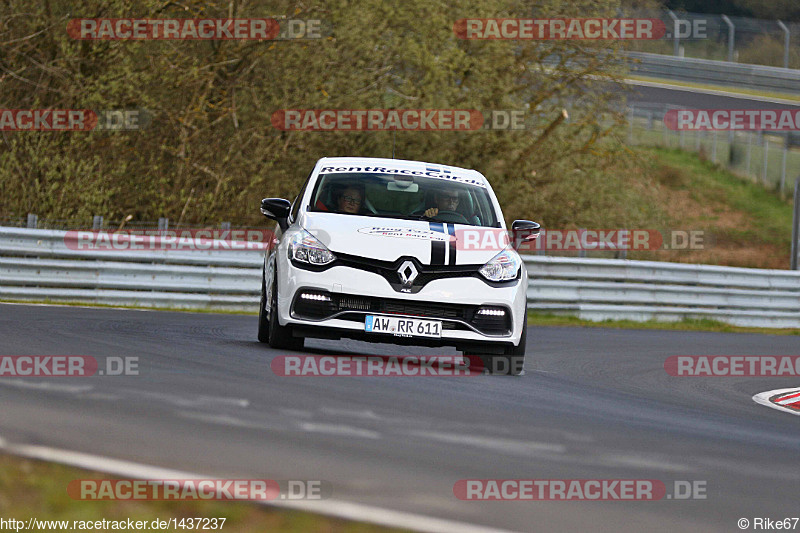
{"left": 300, "top": 212, "right": 508, "bottom": 266}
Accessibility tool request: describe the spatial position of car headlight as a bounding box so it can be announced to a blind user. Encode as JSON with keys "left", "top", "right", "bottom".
{"left": 289, "top": 229, "right": 336, "bottom": 265}
{"left": 479, "top": 247, "right": 521, "bottom": 282}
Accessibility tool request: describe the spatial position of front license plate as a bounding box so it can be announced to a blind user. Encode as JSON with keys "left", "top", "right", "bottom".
{"left": 365, "top": 315, "right": 442, "bottom": 338}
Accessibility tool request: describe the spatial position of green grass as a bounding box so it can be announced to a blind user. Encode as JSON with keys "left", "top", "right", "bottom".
{"left": 0, "top": 454, "right": 406, "bottom": 533}
{"left": 527, "top": 312, "right": 800, "bottom": 336}
{"left": 629, "top": 121, "right": 800, "bottom": 193}
{"left": 648, "top": 147, "right": 794, "bottom": 248}
{"left": 0, "top": 298, "right": 254, "bottom": 315}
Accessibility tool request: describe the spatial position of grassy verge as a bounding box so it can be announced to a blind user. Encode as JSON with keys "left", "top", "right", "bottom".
{"left": 527, "top": 312, "right": 800, "bottom": 336}
{"left": 0, "top": 454, "right": 404, "bottom": 533}
{"left": 626, "top": 146, "right": 794, "bottom": 268}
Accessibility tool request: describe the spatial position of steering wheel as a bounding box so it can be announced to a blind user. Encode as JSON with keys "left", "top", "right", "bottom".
{"left": 426, "top": 210, "right": 469, "bottom": 224}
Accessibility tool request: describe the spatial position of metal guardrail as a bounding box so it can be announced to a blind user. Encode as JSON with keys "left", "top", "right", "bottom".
{"left": 0, "top": 227, "right": 262, "bottom": 310}
{"left": 524, "top": 256, "right": 800, "bottom": 328}
{"left": 1, "top": 227, "right": 799, "bottom": 327}
{"left": 628, "top": 51, "right": 800, "bottom": 95}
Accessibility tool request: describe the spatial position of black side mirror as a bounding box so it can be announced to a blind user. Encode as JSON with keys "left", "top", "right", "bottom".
{"left": 261, "top": 198, "right": 291, "bottom": 231}
{"left": 511, "top": 220, "right": 541, "bottom": 245}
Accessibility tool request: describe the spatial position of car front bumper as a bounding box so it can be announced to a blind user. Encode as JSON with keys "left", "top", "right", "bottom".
{"left": 275, "top": 256, "right": 528, "bottom": 350}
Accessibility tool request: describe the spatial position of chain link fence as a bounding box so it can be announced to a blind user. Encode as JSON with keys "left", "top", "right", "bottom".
{"left": 625, "top": 9, "right": 800, "bottom": 69}
{"left": 627, "top": 104, "right": 800, "bottom": 195}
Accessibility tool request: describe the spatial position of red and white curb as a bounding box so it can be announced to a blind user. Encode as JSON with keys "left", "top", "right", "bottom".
{"left": 752, "top": 387, "right": 800, "bottom": 417}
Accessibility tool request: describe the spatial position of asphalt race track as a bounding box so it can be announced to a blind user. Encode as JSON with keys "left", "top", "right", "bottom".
{"left": 626, "top": 82, "right": 800, "bottom": 110}
{"left": 0, "top": 303, "right": 798, "bottom": 532}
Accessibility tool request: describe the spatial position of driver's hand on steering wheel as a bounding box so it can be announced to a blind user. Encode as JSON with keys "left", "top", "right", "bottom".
{"left": 424, "top": 207, "right": 439, "bottom": 218}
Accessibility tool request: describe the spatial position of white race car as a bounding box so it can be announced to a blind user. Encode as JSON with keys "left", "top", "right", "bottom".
{"left": 258, "top": 157, "right": 539, "bottom": 374}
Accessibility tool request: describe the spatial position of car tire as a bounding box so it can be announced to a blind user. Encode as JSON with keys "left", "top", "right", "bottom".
{"left": 267, "top": 271, "right": 304, "bottom": 351}
{"left": 468, "top": 318, "right": 527, "bottom": 376}
{"left": 257, "top": 268, "right": 270, "bottom": 343}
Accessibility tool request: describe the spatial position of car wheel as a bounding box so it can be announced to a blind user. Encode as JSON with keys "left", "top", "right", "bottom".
{"left": 257, "top": 268, "right": 270, "bottom": 343}
{"left": 267, "top": 273, "right": 304, "bottom": 351}
{"left": 467, "top": 319, "right": 527, "bottom": 376}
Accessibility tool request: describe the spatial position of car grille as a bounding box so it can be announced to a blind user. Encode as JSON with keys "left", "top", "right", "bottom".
{"left": 334, "top": 253, "right": 480, "bottom": 293}
{"left": 292, "top": 292, "right": 511, "bottom": 335}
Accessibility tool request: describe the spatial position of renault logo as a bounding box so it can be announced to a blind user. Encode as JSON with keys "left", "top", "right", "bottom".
{"left": 397, "top": 260, "right": 419, "bottom": 288}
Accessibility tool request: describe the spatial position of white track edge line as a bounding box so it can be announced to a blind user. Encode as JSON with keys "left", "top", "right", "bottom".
{"left": 0, "top": 439, "right": 518, "bottom": 533}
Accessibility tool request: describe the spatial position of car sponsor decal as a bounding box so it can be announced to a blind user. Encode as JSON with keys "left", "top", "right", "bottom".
{"left": 447, "top": 223, "right": 457, "bottom": 265}
{"left": 357, "top": 227, "right": 449, "bottom": 241}
{"left": 318, "top": 165, "right": 486, "bottom": 187}
{"left": 429, "top": 222, "right": 446, "bottom": 265}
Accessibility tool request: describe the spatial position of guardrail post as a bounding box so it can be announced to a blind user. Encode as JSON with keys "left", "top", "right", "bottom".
{"left": 26, "top": 214, "right": 37, "bottom": 229}
{"left": 667, "top": 10, "right": 680, "bottom": 56}
{"left": 721, "top": 15, "right": 735, "bottom": 62}
{"left": 792, "top": 177, "right": 800, "bottom": 270}
{"left": 158, "top": 217, "right": 169, "bottom": 231}
{"left": 92, "top": 215, "right": 103, "bottom": 230}
{"left": 777, "top": 21, "right": 790, "bottom": 69}
{"left": 578, "top": 229, "right": 586, "bottom": 258}
{"left": 762, "top": 135, "right": 769, "bottom": 185}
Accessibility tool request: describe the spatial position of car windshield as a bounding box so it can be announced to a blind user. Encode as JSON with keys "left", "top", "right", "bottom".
{"left": 309, "top": 171, "right": 500, "bottom": 227}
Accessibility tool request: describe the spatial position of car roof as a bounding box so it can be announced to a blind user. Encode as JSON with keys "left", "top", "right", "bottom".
{"left": 316, "top": 157, "right": 489, "bottom": 186}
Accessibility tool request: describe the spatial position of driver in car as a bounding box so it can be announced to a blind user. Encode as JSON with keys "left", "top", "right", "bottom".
{"left": 336, "top": 184, "right": 364, "bottom": 214}
{"left": 424, "top": 189, "right": 460, "bottom": 218}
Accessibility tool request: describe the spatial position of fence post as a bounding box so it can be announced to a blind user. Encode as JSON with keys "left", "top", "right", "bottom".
{"left": 221, "top": 222, "right": 231, "bottom": 230}
{"left": 780, "top": 135, "right": 788, "bottom": 194}
{"left": 26, "top": 214, "right": 37, "bottom": 229}
{"left": 628, "top": 106, "right": 634, "bottom": 144}
{"left": 762, "top": 134, "right": 769, "bottom": 185}
{"left": 746, "top": 131, "right": 752, "bottom": 176}
{"left": 712, "top": 130, "right": 717, "bottom": 163}
{"left": 158, "top": 217, "right": 169, "bottom": 231}
{"left": 777, "top": 21, "right": 790, "bottom": 69}
{"left": 792, "top": 177, "right": 800, "bottom": 270}
{"left": 92, "top": 215, "right": 103, "bottom": 230}
{"left": 721, "top": 15, "right": 735, "bottom": 62}
{"left": 668, "top": 10, "right": 680, "bottom": 56}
